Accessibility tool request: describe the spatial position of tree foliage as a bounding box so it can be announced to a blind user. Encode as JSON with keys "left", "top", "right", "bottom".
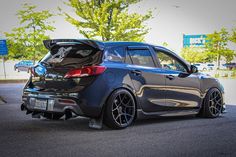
{"left": 180, "top": 47, "right": 208, "bottom": 64}
{"left": 5, "top": 3, "right": 55, "bottom": 61}
{"left": 61, "top": 0, "right": 152, "bottom": 41}
{"left": 231, "top": 28, "right": 236, "bottom": 43}
{"left": 205, "top": 28, "right": 235, "bottom": 66}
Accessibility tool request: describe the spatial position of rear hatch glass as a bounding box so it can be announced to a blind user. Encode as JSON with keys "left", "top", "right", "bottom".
{"left": 44, "top": 44, "right": 102, "bottom": 68}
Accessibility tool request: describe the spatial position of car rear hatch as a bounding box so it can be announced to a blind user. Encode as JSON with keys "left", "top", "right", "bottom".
{"left": 26, "top": 39, "right": 105, "bottom": 93}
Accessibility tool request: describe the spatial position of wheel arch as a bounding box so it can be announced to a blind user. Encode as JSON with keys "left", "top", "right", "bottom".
{"left": 101, "top": 86, "right": 138, "bottom": 120}
{"left": 199, "top": 86, "right": 224, "bottom": 112}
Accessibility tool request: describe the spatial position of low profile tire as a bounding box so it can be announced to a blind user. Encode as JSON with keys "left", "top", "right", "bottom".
{"left": 43, "top": 113, "right": 63, "bottom": 120}
{"left": 200, "top": 88, "right": 223, "bottom": 118}
{"left": 104, "top": 89, "right": 136, "bottom": 129}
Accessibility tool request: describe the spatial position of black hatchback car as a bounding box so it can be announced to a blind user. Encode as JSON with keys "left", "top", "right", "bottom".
{"left": 21, "top": 39, "right": 225, "bottom": 129}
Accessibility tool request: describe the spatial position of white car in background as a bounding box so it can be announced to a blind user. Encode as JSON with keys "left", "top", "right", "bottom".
{"left": 206, "top": 63, "right": 227, "bottom": 70}
{"left": 193, "top": 63, "right": 208, "bottom": 71}
{"left": 206, "top": 63, "right": 216, "bottom": 70}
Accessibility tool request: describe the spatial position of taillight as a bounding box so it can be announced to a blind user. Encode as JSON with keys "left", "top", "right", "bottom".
{"left": 64, "top": 66, "right": 106, "bottom": 78}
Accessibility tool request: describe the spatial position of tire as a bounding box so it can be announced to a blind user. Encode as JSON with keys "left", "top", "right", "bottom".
{"left": 104, "top": 89, "right": 136, "bottom": 129}
{"left": 43, "top": 113, "right": 63, "bottom": 120}
{"left": 199, "top": 88, "right": 223, "bottom": 118}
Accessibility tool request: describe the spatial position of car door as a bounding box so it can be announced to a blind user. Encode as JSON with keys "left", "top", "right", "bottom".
{"left": 126, "top": 46, "right": 167, "bottom": 113}
{"left": 155, "top": 49, "right": 201, "bottom": 110}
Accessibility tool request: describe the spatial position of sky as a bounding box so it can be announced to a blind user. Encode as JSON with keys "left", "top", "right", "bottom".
{"left": 0, "top": 0, "right": 236, "bottom": 53}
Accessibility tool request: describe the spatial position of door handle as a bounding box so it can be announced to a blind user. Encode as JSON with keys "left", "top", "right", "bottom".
{"left": 166, "top": 75, "right": 175, "bottom": 80}
{"left": 131, "top": 70, "right": 142, "bottom": 76}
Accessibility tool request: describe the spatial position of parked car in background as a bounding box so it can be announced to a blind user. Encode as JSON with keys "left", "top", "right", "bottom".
{"left": 224, "top": 63, "right": 236, "bottom": 70}
{"left": 220, "top": 64, "right": 227, "bottom": 70}
{"left": 206, "top": 63, "right": 216, "bottom": 70}
{"left": 206, "top": 63, "right": 227, "bottom": 70}
{"left": 21, "top": 39, "right": 225, "bottom": 129}
{"left": 193, "top": 63, "right": 207, "bottom": 71}
{"left": 14, "top": 60, "right": 34, "bottom": 73}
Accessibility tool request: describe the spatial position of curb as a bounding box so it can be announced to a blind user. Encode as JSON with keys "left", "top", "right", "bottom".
{"left": 0, "top": 79, "right": 28, "bottom": 84}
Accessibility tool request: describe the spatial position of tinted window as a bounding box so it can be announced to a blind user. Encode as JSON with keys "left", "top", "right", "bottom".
{"left": 42, "top": 45, "right": 101, "bottom": 67}
{"left": 106, "top": 47, "right": 125, "bottom": 62}
{"left": 47, "top": 45, "right": 98, "bottom": 64}
{"left": 50, "top": 45, "right": 95, "bottom": 59}
{"left": 156, "top": 51, "right": 187, "bottom": 72}
{"left": 128, "top": 49, "right": 155, "bottom": 67}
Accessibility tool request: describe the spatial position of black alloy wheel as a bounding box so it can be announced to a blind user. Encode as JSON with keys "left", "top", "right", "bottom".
{"left": 104, "top": 89, "right": 136, "bottom": 129}
{"left": 201, "top": 88, "right": 223, "bottom": 118}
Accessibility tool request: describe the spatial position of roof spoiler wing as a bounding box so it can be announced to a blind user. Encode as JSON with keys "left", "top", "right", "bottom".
{"left": 43, "top": 39, "right": 104, "bottom": 51}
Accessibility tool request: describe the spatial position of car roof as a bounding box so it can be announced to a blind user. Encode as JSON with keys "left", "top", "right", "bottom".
{"left": 103, "top": 41, "right": 169, "bottom": 50}
{"left": 103, "top": 41, "right": 147, "bottom": 47}
{"left": 45, "top": 39, "right": 171, "bottom": 52}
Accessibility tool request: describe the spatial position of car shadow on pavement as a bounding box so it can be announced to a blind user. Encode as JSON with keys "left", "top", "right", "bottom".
{"left": 14, "top": 114, "right": 213, "bottom": 132}
{"left": 133, "top": 104, "right": 233, "bottom": 128}
{"left": 12, "top": 116, "right": 97, "bottom": 132}
{"left": 134, "top": 114, "right": 198, "bottom": 126}
{"left": 5, "top": 105, "right": 234, "bottom": 132}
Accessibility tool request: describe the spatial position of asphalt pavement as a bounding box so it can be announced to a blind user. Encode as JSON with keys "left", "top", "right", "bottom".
{"left": 0, "top": 83, "right": 236, "bottom": 157}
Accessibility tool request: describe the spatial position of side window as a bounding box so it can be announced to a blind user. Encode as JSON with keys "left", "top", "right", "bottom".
{"left": 106, "top": 47, "right": 125, "bottom": 62}
{"left": 156, "top": 51, "right": 187, "bottom": 72}
{"left": 128, "top": 49, "right": 155, "bottom": 67}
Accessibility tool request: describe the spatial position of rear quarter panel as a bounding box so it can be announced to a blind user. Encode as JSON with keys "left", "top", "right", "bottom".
{"left": 77, "top": 62, "right": 138, "bottom": 117}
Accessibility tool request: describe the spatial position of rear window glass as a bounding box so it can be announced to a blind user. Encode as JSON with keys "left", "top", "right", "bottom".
{"left": 128, "top": 49, "right": 155, "bottom": 67}
{"left": 47, "top": 45, "right": 96, "bottom": 63}
{"left": 40, "top": 44, "right": 102, "bottom": 68}
{"left": 106, "top": 47, "right": 125, "bottom": 62}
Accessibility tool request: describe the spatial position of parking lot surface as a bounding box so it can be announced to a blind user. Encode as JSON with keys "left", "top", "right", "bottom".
{"left": 0, "top": 83, "right": 236, "bottom": 157}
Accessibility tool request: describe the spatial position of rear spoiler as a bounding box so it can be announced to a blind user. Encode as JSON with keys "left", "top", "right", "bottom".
{"left": 43, "top": 39, "right": 104, "bottom": 51}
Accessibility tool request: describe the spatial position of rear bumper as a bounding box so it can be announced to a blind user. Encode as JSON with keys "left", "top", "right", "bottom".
{"left": 22, "top": 90, "right": 102, "bottom": 118}
{"left": 22, "top": 92, "right": 84, "bottom": 116}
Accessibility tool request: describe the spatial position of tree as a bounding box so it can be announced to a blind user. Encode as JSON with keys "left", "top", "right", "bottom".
{"left": 60, "top": 0, "right": 152, "bottom": 41}
{"left": 4, "top": 3, "right": 55, "bottom": 61}
{"left": 162, "top": 42, "right": 168, "bottom": 47}
{"left": 180, "top": 47, "right": 208, "bottom": 64}
{"left": 231, "top": 28, "right": 236, "bottom": 43}
{"left": 205, "top": 28, "right": 235, "bottom": 67}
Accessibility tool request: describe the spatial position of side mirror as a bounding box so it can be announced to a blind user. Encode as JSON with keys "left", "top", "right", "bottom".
{"left": 190, "top": 65, "right": 198, "bottom": 73}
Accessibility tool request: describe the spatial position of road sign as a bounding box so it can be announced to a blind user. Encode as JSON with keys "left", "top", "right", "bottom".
{"left": 183, "top": 34, "right": 207, "bottom": 48}
{"left": 0, "top": 39, "right": 8, "bottom": 55}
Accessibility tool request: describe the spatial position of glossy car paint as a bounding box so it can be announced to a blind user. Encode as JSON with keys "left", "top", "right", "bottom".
{"left": 22, "top": 40, "right": 225, "bottom": 119}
